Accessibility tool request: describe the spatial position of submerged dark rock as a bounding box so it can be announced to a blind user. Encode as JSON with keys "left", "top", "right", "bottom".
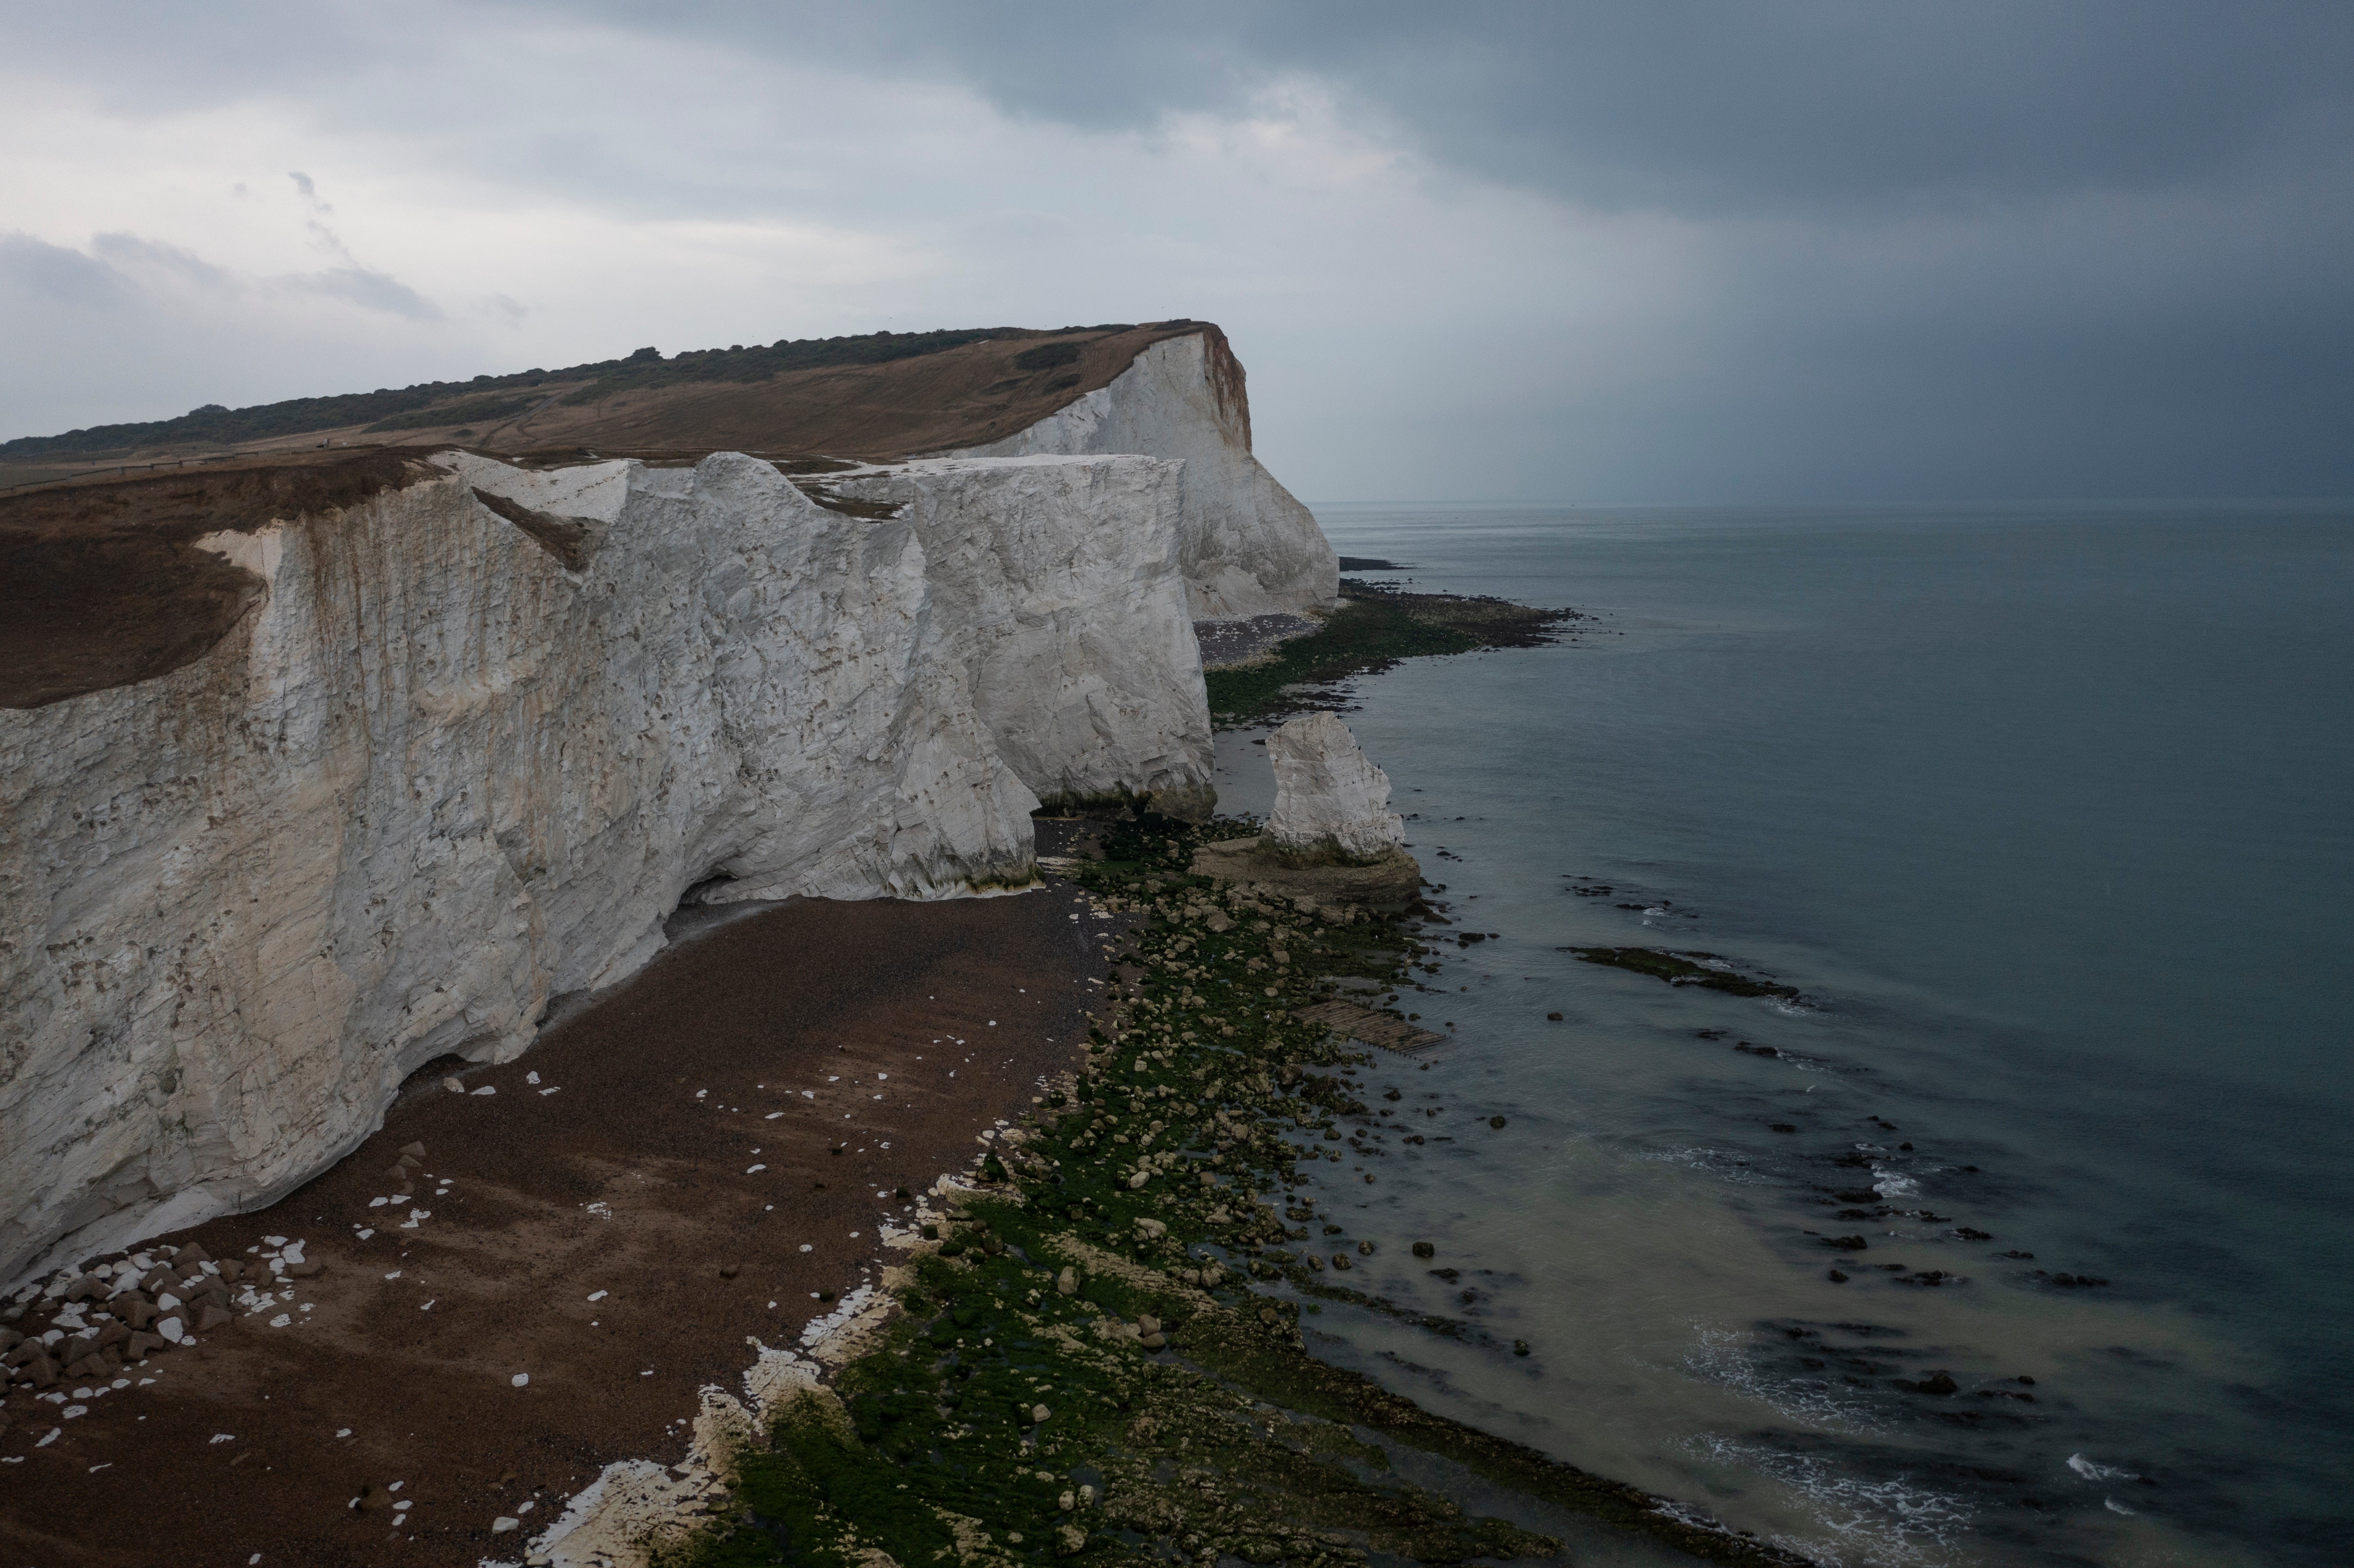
{"left": 1560, "top": 946, "right": 1801, "bottom": 999}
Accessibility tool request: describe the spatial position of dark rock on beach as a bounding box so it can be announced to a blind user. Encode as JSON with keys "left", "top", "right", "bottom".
{"left": 1562, "top": 946, "right": 1802, "bottom": 998}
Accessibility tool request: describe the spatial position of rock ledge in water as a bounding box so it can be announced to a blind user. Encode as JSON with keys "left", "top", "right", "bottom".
{"left": 1189, "top": 837, "right": 1420, "bottom": 908}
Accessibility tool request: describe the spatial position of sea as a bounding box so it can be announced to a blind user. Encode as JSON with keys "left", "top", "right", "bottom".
{"left": 1206, "top": 502, "right": 2354, "bottom": 1568}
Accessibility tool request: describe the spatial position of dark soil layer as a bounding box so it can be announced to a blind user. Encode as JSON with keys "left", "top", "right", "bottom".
{"left": 0, "top": 878, "right": 1100, "bottom": 1565}
{"left": 663, "top": 815, "right": 1806, "bottom": 1568}
{"left": 1204, "top": 585, "right": 1578, "bottom": 726}
{"left": 1565, "top": 946, "right": 1802, "bottom": 1000}
{"left": 0, "top": 448, "right": 438, "bottom": 707}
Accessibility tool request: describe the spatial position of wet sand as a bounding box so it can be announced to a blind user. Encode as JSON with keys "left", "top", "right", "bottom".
{"left": 0, "top": 857, "right": 1107, "bottom": 1566}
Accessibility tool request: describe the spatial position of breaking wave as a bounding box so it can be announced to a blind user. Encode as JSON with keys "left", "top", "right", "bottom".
{"left": 1687, "top": 1433, "right": 1975, "bottom": 1568}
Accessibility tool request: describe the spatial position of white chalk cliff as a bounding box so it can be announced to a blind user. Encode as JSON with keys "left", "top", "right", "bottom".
{"left": 829, "top": 455, "right": 1214, "bottom": 818}
{"left": 943, "top": 332, "right": 1340, "bottom": 620}
{"left": 0, "top": 446, "right": 1218, "bottom": 1285}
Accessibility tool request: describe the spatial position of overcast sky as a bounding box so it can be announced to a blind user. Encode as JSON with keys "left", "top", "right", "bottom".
{"left": 4, "top": 1, "right": 2350, "bottom": 501}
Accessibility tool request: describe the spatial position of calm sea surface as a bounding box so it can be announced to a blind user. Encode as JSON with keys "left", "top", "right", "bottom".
{"left": 1208, "top": 503, "right": 2353, "bottom": 1568}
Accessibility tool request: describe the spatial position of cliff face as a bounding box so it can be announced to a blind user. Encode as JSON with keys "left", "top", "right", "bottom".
{"left": 829, "top": 455, "right": 1213, "bottom": 815}
{"left": 0, "top": 449, "right": 1204, "bottom": 1285}
{"left": 3, "top": 322, "right": 1342, "bottom": 625}
{"left": 942, "top": 333, "right": 1339, "bottom": 620}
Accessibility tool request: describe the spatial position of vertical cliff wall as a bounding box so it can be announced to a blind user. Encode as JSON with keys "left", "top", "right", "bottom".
{"left": 830, "top": 454, "right": 1213, "bottom": 816}
{"left": 943, "top": 331, "right": 1341, "bottom": 620}
{"left": 0, "top": 449, "right": 1206, "bottom": 1285}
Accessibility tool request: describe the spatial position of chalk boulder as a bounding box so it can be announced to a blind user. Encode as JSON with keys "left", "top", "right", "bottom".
{"left": 1264, "top": 714, "right": 1405, "bottom": 862}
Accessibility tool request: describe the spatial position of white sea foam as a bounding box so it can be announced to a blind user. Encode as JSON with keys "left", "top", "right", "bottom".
{"left": 2067, "top": 1452, "right": 2139, "bottom": 1483}
{"left": 1688, "top": 1433, "right": 1975, "bottom": 1568}
{"left": 1871, "top": 1166, "right": 1921, "bottom": 1200}
{"left": 1634, "top": 1145, "right": 1769, "bottom": 1186}
{"left": 1679, "top": 1322, "right": 1880, "bottom": 1432}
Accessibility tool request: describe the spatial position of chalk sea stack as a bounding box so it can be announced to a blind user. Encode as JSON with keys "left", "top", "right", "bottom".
{"left": 1265, "top": 712, "right": 1408, "bottom": 861}
{"left": 1193, "top": 713, "right": 1422, "bottom": 904}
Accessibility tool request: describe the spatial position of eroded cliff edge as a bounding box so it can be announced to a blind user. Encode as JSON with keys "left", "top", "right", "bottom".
{"left": 0, "top": 446, "right": 1221, "bottom": 1285}
{"left": 3, "top": 320, "right": 1340, "bottom": 621}
{"left": 937, "top": 331, "right": 1337, "bottom": 619}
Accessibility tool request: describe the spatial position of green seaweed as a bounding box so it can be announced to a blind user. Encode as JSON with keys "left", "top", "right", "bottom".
{"left": 1204, "top": 590, "right": 1572, "bottom": 727}
{"left": 962, "top": 862, "right": 1045, "bottom": 895}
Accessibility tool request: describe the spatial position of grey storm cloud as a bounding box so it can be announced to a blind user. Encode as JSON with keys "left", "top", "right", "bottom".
{"left": 0, "top": 233, "right": 131, "bottom": 308}
{"left": 283, "top": 266, "right": 442, "bottom": 320}
{"left": 572, "top": 0, "right": 2354, "bottom": 210}
{"left": 31, "top": 1, "right": 2352, "bottom": 209}
{"left": 5, "top": 1, "right": 2351, "bottom": 499}
{"left": 692, "top": 0, "right": 2354, "bottom": 498}
{"left": 18, "top": 230, "right": 440, "bottom": 322}
{"left": 89, "top": 233, "right": 237, "bottom": 290}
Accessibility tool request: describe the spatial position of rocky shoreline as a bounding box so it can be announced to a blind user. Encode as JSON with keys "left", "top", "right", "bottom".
{"left": 0, "top": 808, "right": 1820, "bottom": 1568}
{"left": 599, "top": 808, "right": 1813, "bottom": 1568}
{"left": 1204, "top": 582, "right": 1584, "bottom": 725}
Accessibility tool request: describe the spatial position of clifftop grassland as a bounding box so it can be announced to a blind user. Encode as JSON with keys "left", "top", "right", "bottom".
{"left": 0, "top": 321, "right": 1221, "bottom": 471}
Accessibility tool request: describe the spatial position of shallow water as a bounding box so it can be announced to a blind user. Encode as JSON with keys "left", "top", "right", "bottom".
{"left": 1209, "top": 503, "right": 2354, "bottom": 1568}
